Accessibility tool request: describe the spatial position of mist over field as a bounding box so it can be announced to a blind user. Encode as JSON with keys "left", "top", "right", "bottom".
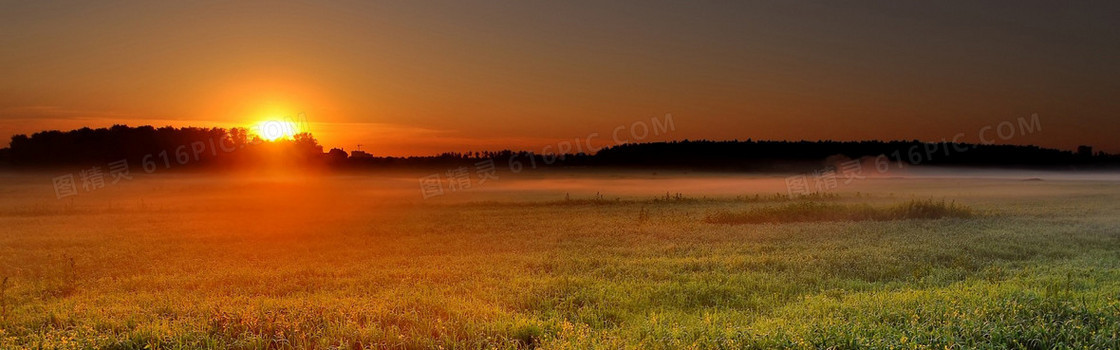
{"left": 10, "top": 166, "right": 1120, "bottom": 205}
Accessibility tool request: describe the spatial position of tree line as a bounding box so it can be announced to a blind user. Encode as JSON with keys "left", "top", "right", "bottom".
{"left": 0, "top": 125, "right": 323, "bottom": 169}
{"left": 1, "top": 125, "right": 1116, "bottom": 171}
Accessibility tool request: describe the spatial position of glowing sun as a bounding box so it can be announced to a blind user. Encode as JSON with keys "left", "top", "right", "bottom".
{"left": 254, "top": 120, "right": 300, "bottom": 141}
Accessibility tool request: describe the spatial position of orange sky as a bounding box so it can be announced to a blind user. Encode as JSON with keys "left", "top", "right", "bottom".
{"left": 2, "top": 1, "right": 1118, "bottom": 156}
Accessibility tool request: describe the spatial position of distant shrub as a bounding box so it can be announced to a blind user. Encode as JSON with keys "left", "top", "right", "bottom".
{"left": 892, "top": 199, "right": 974, "bottom": 220}
{"left": 706, "top": 199, "right": 973, "bottom": 224}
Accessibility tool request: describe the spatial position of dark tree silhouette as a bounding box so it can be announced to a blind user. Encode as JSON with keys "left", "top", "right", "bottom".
{"left": 2, "top": 126, "right": 1117, "bottom": 171}
{"left": 1, "top": 125, "right": 325, "bottom": 169}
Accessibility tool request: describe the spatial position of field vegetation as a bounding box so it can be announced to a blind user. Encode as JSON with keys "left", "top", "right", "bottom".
{"left": 705, "top": 199, "right": 975, "bottom": 225}
{"left": 0, "top": 172, "right": 1118, "bottom": 349}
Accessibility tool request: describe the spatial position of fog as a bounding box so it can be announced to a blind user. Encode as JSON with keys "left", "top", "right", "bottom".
{"left": 6, "top": 167, "right": 1117, "bottom": 210}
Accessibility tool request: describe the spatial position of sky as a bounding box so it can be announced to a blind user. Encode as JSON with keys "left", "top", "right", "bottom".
{"left": 1, "top": 0, "right": 1118, "bottom": 156}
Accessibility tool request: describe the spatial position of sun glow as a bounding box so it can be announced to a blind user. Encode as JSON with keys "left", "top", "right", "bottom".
{"left": 254, "top": 119, "right": 301, "bottom": 141}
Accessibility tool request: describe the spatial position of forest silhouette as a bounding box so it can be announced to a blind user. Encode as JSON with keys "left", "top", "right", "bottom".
{"left": 0, "top": 125, "right": 1116, "bottom": 171}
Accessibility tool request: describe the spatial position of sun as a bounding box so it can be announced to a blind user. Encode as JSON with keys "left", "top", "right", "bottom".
{"left": 254, "top": 119, "right": 300, "bottom": 141}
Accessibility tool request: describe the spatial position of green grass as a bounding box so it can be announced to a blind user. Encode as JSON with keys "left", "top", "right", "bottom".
{"left": 0, "top": 173, "right": 1118, "bottom": 349}
{"left": 706, "top": 199, "right": 974, "bottom": 225}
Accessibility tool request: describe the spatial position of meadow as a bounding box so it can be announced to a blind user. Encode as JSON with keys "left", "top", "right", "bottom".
{"left": 1, "top": 170, "right": 1119, "bottom": 349}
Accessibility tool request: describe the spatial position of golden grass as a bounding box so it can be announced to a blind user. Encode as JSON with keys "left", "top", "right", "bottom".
{"left": 0, "top": 173, "right": 1117, "bottom": 349}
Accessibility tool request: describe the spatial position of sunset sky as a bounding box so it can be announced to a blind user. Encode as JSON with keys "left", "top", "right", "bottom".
{"left": 1, "top": 1, "right": 1117, "bottom": 156}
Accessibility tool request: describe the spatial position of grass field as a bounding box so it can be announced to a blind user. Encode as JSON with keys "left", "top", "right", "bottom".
{"left": 1, "top": 170, "right": 1119, "bottom": 349}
